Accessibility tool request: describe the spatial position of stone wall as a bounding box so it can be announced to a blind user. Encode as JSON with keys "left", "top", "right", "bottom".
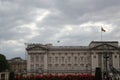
{"left": 0, "top": 72, "right": 9, "bottom": 80}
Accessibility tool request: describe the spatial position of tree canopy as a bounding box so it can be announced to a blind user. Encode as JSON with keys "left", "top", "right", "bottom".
{"left": 0, "top": 54, "right": 9, "bottom": 72}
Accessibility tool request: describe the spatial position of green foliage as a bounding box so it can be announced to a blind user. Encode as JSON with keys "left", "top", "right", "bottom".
{"left": 0, "top": 54, "right": 9, "bottom": 72}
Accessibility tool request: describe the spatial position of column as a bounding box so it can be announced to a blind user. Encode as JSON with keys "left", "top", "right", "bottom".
{"left": 91, "top": 52, "right": 98, "bottom": 72}
{"left": 44, "top": 52, "right": 48, "bottom": 72}
{"left": 27, "top": 54, "right": 31, "bottom": 72}
{"left": 112, "top": 52, "right": 119, "bottom": 69}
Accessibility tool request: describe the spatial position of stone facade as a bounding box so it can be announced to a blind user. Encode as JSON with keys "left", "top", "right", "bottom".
{"left": 0, "top": 72, "right": 9, "bottom": 80}
{"left": 26, "top": 41, "right": 120, "bottom": 74}
{"left": 8, "top": 57, "right": 27, "bottom": 75}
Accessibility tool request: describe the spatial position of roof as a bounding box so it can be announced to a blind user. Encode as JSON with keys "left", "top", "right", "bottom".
{"left": 26, "top": 41, "right": 120, "bottom": 51}
{"left": 49, "top": 46, "right": 89, "bottom": 50}
{"left": 90, "top": 41, "right": 118, "bottom": 44}
{"left": 8, "top": 57, "right": 26, "bottom": 64}
{"left": 89, "top": 41, "right": 119, "bottom": 47}
{"left": 26, "top": 43, "right": 89, "bottom": 50}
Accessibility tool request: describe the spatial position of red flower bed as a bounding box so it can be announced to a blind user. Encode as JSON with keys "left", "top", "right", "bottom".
{"left": 14, "top": 74, "right": 94, "bottom": 80}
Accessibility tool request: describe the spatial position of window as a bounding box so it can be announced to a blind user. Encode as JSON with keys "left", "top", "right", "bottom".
{"left": 71, "top": 53, "right": 73, "bottom": 56}
{"left": 52, "top": 53, "right": 55, "bottom": 55}
{"left": 93, "top": 55, "right": 96, "bottom": 58}
{"left": 80, "top": 64, "right": 84, "bottom": 68}
{"left": 65, "top": 53, "right": 67, "bottom": 55}
{"left": 36, "top": 56, "right": 39, "bottom": 61}
{"left": 49, "top": 57, "right": 52, "bottom": 62}
{"left": 80, "top": 56, "right": 83, "bottom": 61}
{"left": 74, "top": 64, "right": 78, "bottom": 66}
{"left": 62, "top": 57, "right": 64, "bottom": 62}
{"left": 55, "top": 57, "right": 58, "bottom": 62}
{"left": 31, "top": 55, "right": 34, "bottom": 62}
{"left": 41, "top": 64, "right": 44, "bottom": 68}
{"left": 115, "top": 55, "right": 117, "bottom": 58}
{"left": 31, "top": 64, "right": 34, "bottom": 70}
{"left": 48, "top": 64, "right": 52, "bottom": 67}
{"left": 59, "top": 53, "right": 61, "bottom": 56}
{"left": 53, "top": 59, "right": 55, "bottom": 63}
{"left": 41, "top": 56, "right": 44, "bottom": 61}
{"left": 36, "top": 64, "right": 39, "bottom": 69}
{"left": 87, "top": 56, "right": 90, "bottom": 61}
{"left": 68, "top": 64, "right": 71, "bottom": 67}
{"left": 75, "top": 56, "right": 77, "bottom": 62}
{"left": 61, "top": 64, "right": 65, "bottom": 67}
{"left": 68, "top": 56, "right": 71, "bottom": 62}
{"left": 55, "top": 64, "right": 59, "bottom": 67}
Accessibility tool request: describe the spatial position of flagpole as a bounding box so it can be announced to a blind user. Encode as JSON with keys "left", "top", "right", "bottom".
{"left": 101, "top": 27, "right": 106, "bottom": 41}
{"left": 101, "top": 27, "right": 102, "bottom": 41}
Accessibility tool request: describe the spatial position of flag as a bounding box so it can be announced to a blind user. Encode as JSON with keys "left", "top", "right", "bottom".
{"left": 101, "top": 27, "right": 106, "bottom": 32}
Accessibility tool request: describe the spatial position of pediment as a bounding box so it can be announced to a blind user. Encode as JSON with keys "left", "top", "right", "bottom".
{"left": 90, "top": 43, "right": 118, "bottom": 50}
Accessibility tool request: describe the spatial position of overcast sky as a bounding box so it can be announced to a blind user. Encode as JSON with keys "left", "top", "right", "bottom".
{"left": 0, "top": 0, "right": 120, "bottom": 59}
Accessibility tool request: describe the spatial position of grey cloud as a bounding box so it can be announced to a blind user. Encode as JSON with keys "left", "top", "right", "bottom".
{"left": 1, "top": 0, "right": 120, "bottom": 59}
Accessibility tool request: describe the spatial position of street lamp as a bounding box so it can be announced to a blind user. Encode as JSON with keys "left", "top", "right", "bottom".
{"left": 103, "top": 44, "right": 111, "bottom": 79}
{"left": 103, "top": 53, "right": 109, "bottom": 73}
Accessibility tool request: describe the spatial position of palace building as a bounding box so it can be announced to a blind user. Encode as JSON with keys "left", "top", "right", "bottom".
{"left": 8, "top": 57, "right": 27, "bottom": 75}
{"left": 26, "top": 41, "right": 120, "bottom": 74}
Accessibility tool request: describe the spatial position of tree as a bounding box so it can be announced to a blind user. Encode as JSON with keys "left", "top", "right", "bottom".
{"left": 0, "top": 54, "right": 9, "bottom": 72}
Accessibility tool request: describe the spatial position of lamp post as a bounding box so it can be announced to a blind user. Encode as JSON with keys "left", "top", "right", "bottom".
{"left": 103, "top": 51, "right": 110, "bottom": 79}
{"left": 103, "top": 53, "right": 109, "bottom": 73}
